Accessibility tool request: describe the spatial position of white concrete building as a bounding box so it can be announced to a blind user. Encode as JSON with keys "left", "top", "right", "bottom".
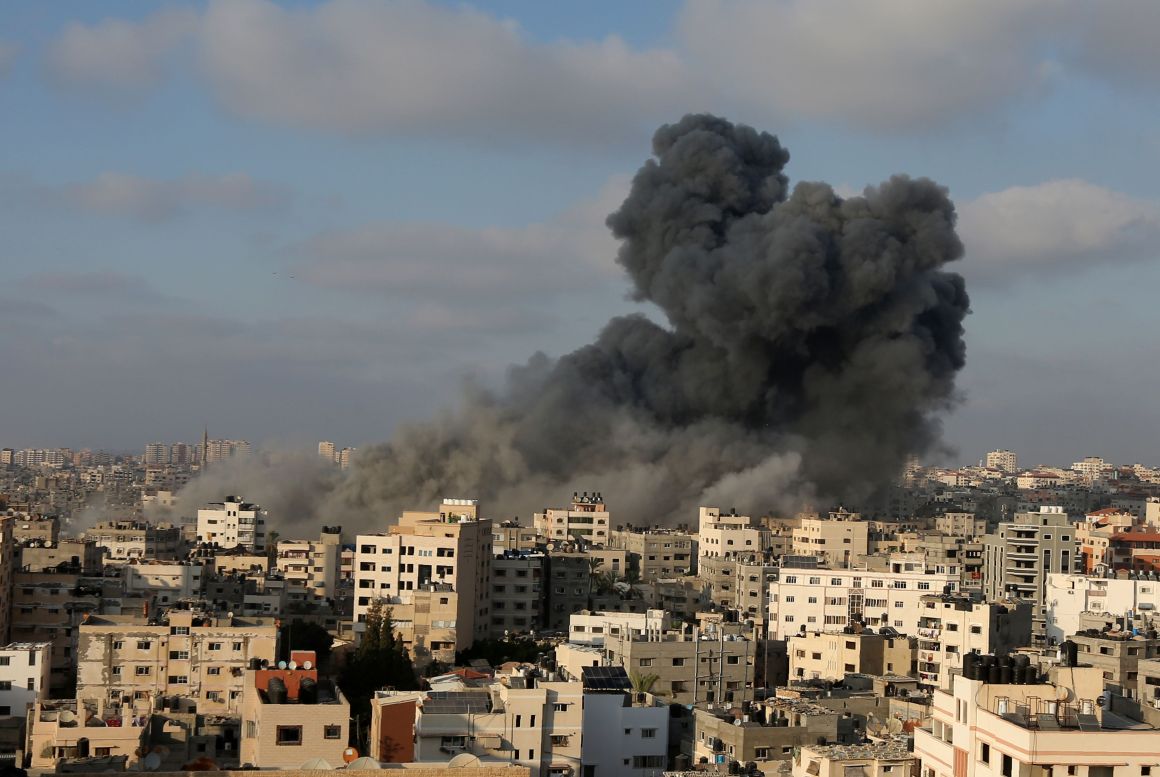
{"left": 915, "top": 596, "right": 1033, "bottom": 689}
{"left": 121, "top": 560, "right": 205, "bottom": 607}
{"left": 790, "top": 509, "right": 869, "bottom": 568}
{"left": 581, "top": 688, "right": 669, "bottom": 777}
{"left": 568, "top": 609, "right": 671, "bottom": 646}
{"left": 768, "top": 568, "right": 958, "bottom": 640}
{"left": 196, "top": 496, "right": 268, "bottom": 551}
{"left": 0, "top": 642, "right": 51, "bottom": 717}
{"left": 1044, "top": 573, "right": 1160, "bottom": 644}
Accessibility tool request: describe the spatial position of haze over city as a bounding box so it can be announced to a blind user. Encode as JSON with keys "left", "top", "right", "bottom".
{"left": 2, "top": 1, "right": 1160, "bottom": 469}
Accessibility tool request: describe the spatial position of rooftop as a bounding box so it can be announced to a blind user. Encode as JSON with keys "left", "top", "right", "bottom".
{"left": 803, "top": 736, "right": 912, "bottom": 762}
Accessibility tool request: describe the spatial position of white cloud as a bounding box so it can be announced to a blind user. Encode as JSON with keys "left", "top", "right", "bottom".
{"left": 196, "top": 0, "right": 686, "bottom": 143}
{"left": 46, "top": 8, "right": 197, "bottom": 96}
{"left": 61, "top": 172, "right": 291, "bottom": 222}
{"left": 958, "top": 179, "right": 1160, "bottom": 283}
{"left": 678, "top": 0, "right": 1057, "bottom": 131}
{"left": 296, "top": 175, "right": 630, "bottom": 296}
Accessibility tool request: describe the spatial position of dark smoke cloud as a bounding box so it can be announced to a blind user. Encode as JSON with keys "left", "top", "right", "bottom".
{"left": 180, "top": 114, "right": 969, "bottom": 533}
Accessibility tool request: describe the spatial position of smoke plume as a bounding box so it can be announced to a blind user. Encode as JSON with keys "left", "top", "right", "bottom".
{"left": 185, "top": 114, "right": 969, "bottom": 532}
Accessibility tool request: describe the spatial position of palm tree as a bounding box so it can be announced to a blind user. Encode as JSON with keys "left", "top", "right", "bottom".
{"left": 629, "top": 669, "right": 660, "bottom": 695}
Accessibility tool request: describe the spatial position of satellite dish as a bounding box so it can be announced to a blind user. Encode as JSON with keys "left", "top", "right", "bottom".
{"left": 448, "top": 754, "right": 482, "bottom": 769}
{"left": 288, "top": 661, "right": 298, "bottom": 670}
{"left": 887, "top": 718, "right": 904, "bottom": 734}
{"left": 346, "top": 757, "right": 381, "bottom": 771}
{"left": 227, "top": 612, "right": 235, "bottom": 620}
{"left": 300, "top": 758, "right": 332, "bottom": 770}
{"left": 342, "top": 749, "right": 359, "bottom": 764}
{"left": 144, "top": 753, "right": 162, "bottom": 771}
{"left": 303, "top": 660, "right": 313, "bottom": 670}
{"left": 58, "top": 710, "right": 77, "bottom": 725}
{"left": 277, "top": 661, "right": 288, "bottom": 670}
{"left": 44, "top": 540, "right": 53, "bottom": 548}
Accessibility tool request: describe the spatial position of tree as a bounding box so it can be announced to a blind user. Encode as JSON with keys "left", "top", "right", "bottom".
{"left": 339, "top": 601, "right": 418, "bottom": 729}
{"left": 629, "top": 670, "right": 659, "bottom": 694}
{"left": 278, "top": 619, "right": 333, "bottom": 667}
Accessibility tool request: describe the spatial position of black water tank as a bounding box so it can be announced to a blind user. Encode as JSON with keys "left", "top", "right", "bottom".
{"left": 988, "top": 664, "right": 1001, "bottom": 684}
{"left": 299, "top": 677, "right": 318, "bottom": 705}
{"left": 971, "top": 660, "right": 986, "bottom": 681}
{"left": 997, "top": 654, "right": 1012, "bottom": 668}
{"left": 1013, "top": 653, "right": 1030, "bottom": 669}
{"left": 267, "top": 677, "right": 288, "bottom": 704}
{"left": 1063, "top": 640, "right": 1079, "bottom": 668}
{"left": 1022, "top": 664, "right": 1038, "bottom": 684}
{"left": 962, "top": 653, "right": 977, "bottom": 679}
{"left": 999, "top": 665, "right": 1013, "bottom": 684}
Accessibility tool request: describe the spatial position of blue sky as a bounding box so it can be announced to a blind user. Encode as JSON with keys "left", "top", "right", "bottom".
{"left": 2, "top": 0, "right": 1160, "bottom": 468}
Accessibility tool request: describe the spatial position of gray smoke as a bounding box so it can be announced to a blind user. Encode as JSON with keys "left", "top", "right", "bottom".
{"left": 326, "top": 114, "right": 967, "bottom": 527}
{"left": 181, "top": 114, "right": 969, "bottom": 533}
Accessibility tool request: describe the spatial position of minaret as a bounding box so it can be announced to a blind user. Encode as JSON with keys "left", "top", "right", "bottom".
{"left": 201, "top": 426, "right": 209, "bottom": 468}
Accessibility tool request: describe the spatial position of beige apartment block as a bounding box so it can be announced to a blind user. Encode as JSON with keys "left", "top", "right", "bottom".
{"left": 603, "top": 626, "right": 755, "bottom": 705}
{"left": 790, "top": 510, "right": 869, "bottom": 568}
{"left": 698, "top": 507, "right": 771, "bottom": 564}
{"left": 196, "top": 496, "right": 268, "bottom": 552}
{"left": 0, "top": 516, "right": 13, "bottom": 644}
{"left": 28, "top": 698, "right": 151, "bottom": 769}
{"left": 916, "top": 596, "right": 1032, "bottom": 689}
{"left": 533, "top": 492, "right": 610, "bottom": 544}
{"left": 914, "top": 664, "right": 1158, "bottom": 777}
{"left": 275, "top": 527, "right": 342, "bottom": 604}
{"left": 608, "top": 527, "right": 698, "bottom": 581}
{"left": 789, "top": 631, "right": 914, "bottom": 682}
{"left": 936, "top": 512, "right": 987, "bottom": 538}
{"left": 698, "top": 556, "right": 777, "bottom": 624}
{"left": 11, "top": 570, "right": 101, "bottom": 694}
{"left": 76, "top": 609, "right": 277, "bottom": 716}
{"left": 354, "top": 498, "right": 492, "bottom": 664}
{"left": 493, "top": 521, "right": 541, "bottom": 553}
{"left": 239, "top": 665, "right": 349, "bottom": 769}
{"left": 85, "top": 519, "right": 183, "bottom": 564}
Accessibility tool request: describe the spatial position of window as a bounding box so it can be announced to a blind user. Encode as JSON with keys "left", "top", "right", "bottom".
{"left": 641, "top": 728, "right": 657, "bottom": 738}
{"left": 672, "top": 658, "right": 686, "bottom": 667}
{"left": 112, "top": 666, "right": 122, "bottom": 676}
{"left": 0, "top": 682, "right": 10, "bottom": 692}
{"left": 276, "top": 726, "right": 302, "bottom": 745}
{"left": 0, "top": 658, "right": 8, "bottom": 667}
{"left": 324, "top": 725, "right": 342, "bottom": 740}
{"left": 1001, "top": 754, "right": 1012, "bottom": 777}
{"left": 169, "top": 650, "right": 190, "bottom": 660}
{"left": 233, "top": 642, "right": 242, "bottom": 651}
{"left": 633, "top": 757, "right": 664, "bottom": 769}
{"left": 638, "top": 658, "right": 653, "bottom": 667}
{"left": 554, "top": 703, "right": 569, "bottom": 712}
{"left": 136, "top": 666, "right": 151, "bottom": 676}
{"left": 980, "top": 743, "right": 989, "bottom": 763}
{"left": 136, "top": 640, "right": 151, "bottom": 650}
{"left": 208, "top": 642, "right": 222, "bottom": 651}
{"left": 171, "top": 626, "right": 190, "bottom": 636}
{"left": 207, "top": 667, "right": 221, "bottom": 675}
{"left": 168, "top": 675, "right": 189, "bottom": 684}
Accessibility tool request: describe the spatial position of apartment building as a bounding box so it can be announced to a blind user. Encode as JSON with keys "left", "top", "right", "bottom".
{"left": 698, "top": 507, "right": 771, "bottom": 563}
{"left": 493, "top": 521, "right": 541, "bottom": 553}
{"left": 608, "top": 527, "right": 697, "bottom": 581}
{"left": 935, "top": 512, "right": 987, "bottom": 538}
{"left": 791, "top": 510, "right": 869, "bottom": 568}
{"left": 767, "top": 568, "right": 958, "bottom": 640}
{"left": 983, "top": 507, "right": 1079, "bottom": 644}
{"left": 121, "top": 560, "right": 206, "bottom": 607}
{"left": 275, "top": 527, "right": 342, "bottom": 604}
{"left": 491, "top": 551, "right": 545, "bottom": 638}
{"left": 569, "top": 609, "right": 671, "bottom": 646}
{"left": 915, "top": 596, "right": 1032, "bottom": 689}
{"left": 1069, "top": 631, "right": 1160, "bottom": 700}
{"left": 698, "top": 555, "right": 777, "bottom": 624}
{"left": 985, "top": 450, "right": 1018, "bottom": 473}
{"left": 1044, "top": 573, "right": 1160, "bottom": 643}
{"left": 11, "top": 515, "right": 58, "bottom": 544}
{"left": 196, "top": 496, "right": 268, "bottom": 551}
{"left": 10, "top": 570, "right": 102, "bottom": 694}
{"left": 76, "top": 609, "right": 277, "bottom": 715}
{"left": 691, "top": 699, "right": 857, "bottom": 771}
{"left": 239, "top": 659, "right": 349, "bottom": 770}
{"left": 353, "top": 498, "right": 491, "bottom": 663}
{"left": 18, "top": 537, "right": 102, "bottom": 573}
{"left": 0, "top": 516, "right": 13, "bottom": 645}
{"left": 533, "top": 492, "right": 610, "bottom": 544}
{"left": 602, "top": 624, "right": 755, "bottom": 705}
{"left": 793, "top": 739, "right": 913, "bottom": 777}
{"left": 914, "top": 662, "right": 1160, "bottom": 777}
{"left": 0, "top": 642, "right": 51, "bottom": 717}
{"left": 545, "top": 552, "right": 593, "bottom": 631}
{"left": 86, "top": 520, "right": 183, "bottom": 564}
{"left": 789, "top": 631, "right": 913, "bottom": 681}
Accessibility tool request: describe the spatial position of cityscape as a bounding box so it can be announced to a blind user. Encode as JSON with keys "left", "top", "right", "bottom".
{"left": 4, "top": 2, "right": 1160, "bottom": 777}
